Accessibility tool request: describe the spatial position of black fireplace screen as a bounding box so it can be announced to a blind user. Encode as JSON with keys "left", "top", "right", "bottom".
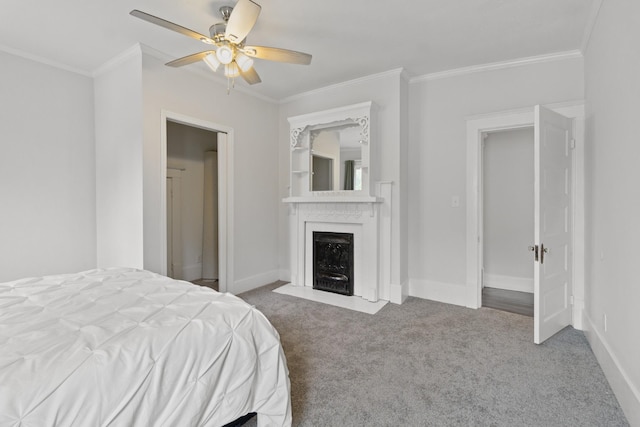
{"left": 313, "top": 231, "right": 354, "bottom": 296}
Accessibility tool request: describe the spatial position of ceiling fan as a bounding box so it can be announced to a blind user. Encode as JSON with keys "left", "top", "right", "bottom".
{"left": 130, "top": 0, "right": 312, "bottom": 88}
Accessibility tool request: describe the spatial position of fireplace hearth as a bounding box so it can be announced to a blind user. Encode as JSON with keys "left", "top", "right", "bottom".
{"left": 313, "top": 232, "right": 354, "bottom": 296}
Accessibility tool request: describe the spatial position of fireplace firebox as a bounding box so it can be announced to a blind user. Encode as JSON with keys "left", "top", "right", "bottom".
{"left": 313, "top": 232, "right": 354, "bottom": 296}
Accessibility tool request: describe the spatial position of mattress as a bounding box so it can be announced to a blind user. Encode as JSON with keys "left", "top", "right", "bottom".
{"left": 0, "top": 268, "right": 291, "bottom": 426}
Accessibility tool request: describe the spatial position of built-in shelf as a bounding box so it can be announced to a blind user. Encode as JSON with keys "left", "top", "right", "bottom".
{"left": 291, "top": 146, "right": 308, "bottom": 151}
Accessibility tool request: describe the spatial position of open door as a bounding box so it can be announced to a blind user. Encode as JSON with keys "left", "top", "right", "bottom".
{"left": 534, "top": 105, "right": 573, "bottom": 344}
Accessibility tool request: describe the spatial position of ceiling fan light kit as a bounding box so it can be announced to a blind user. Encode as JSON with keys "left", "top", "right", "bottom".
{"left": 130, "top": 0, "right": 312, "bottom": 93}
{"left": 204, "top": 53, "right": 221, "bottom": 72}
{"left": 215, "top": 45, "right": 234, "bottom": 65}
{"left": 235, "top": 53, "right": 254, "bottom": 72}
{"left": 224, "top": 62, "right": 240, "bottom": 78}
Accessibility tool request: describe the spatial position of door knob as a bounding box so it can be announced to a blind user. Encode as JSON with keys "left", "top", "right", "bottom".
{"left": 540, "top": 244, "right": 548, "bottom": 264}
{"left": 528, "top": 245, "right": 539, "bottom": 262}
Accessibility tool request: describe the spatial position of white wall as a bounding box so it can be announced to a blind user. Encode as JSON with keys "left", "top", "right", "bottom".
{"left": 278, "top": 70, "right": 409, "bottom": 300}
{"left": 584, "top": 0, "right": 640, "bottom": 423}
{"left": 140, "top": 49, "right": 281, "bottom": 292}
{"left": 483, "top": 128, "right": 534, "bottom": 291}
{"left": 94, "top": 46, "right": 144, "bottom": 269}
{"left": 0, "top": 51, "right": 96, "bottom": 282}
{"left": 408, "top": 56, "right": 584, "bottom": 304}
{"left": 167, "top": 121, "right": 217, "bottom": 280}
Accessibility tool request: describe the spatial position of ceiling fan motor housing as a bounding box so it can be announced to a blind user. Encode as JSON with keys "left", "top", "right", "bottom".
{"left": 219, "top": 6, "right": 233, "bottom": 22}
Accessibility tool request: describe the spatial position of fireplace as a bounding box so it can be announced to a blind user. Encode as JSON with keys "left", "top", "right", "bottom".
{"left": 313, "top": 231, "right": 354, "bottom": 296}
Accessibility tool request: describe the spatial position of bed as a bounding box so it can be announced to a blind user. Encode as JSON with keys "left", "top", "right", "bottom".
{"left": 0, "top": 267, "right": 291, "bottom": 426}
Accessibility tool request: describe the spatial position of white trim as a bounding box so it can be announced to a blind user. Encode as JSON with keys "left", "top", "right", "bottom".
{"left": 278, "top": 269, "right": 291, "bottom": 282}
{"left": 410, "top": 50, "right": 583, "bottom": 84}
{"left": 281, "top": 68, "right": 406, "bottom": 104}
{"left": 583, "top": 312, "right": 640, "bottom": 425}
{"left": 182, "top": 263, "right": 204, "bottom": 282}
{"left": 483, "top": 274, "right": 533, "bottom": 293}
{"left": 408, "top": 279, "right": 468, "bottom": 307}
{"left": 581, "top": 0, "right": 605, "bottom": 53}
{"left": 160, "top": 111, "right": 235, "bottom": 294}
{"left": 273, "top": 283, "right": 388, "bottom": 315}
{"left": 465, "top": 104, "right": 586, "bottom": 329}
{"left": 0, "top": 43, "right": 92, "bottom": 77}
{"left": 234, "top": 269, "right": 281, "bottom": 294}
{"left": 93, "top": 44, "right": 142, "bottom": 77}
{"left": 390, "top": 281, "right": 408, "bottom": 305}
{"left": 466, "top": 110, "right": 534, "bottom": 309}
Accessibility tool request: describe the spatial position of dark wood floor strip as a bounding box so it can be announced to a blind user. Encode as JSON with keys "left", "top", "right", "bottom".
{"left": 482, "top": 287, "right": 533, "bottom": 317}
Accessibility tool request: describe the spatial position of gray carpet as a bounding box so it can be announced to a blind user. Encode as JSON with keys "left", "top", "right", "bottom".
{"left": 238, "top": 282, "right": 628, "bottom": 426}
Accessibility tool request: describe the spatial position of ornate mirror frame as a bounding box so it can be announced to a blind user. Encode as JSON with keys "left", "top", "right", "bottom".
{"left": 286, "top": 101, "right": 374, "bottom": 200}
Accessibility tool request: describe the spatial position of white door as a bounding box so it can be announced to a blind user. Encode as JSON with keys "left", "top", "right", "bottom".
{"left": 534, "top": 105, "right": 573, "bottom": 344}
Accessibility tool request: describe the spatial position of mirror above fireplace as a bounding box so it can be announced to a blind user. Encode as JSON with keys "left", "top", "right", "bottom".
{"left": 286, "top": 101, "right": 375, "bottom": 200}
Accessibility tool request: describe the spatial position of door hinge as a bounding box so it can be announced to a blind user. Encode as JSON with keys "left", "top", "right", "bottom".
{"left": 570, "top": 138, "right": 576, "bottom": 149}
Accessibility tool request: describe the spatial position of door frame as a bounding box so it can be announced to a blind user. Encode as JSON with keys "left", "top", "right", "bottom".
{"left": 166, "top": 168, "right": 183, "bottom": 279}
{"left": 465, "top": 101, "right": 585, "bottom": 329}
{"left": 160, "top": 110, "right": 234, "bottom": 293}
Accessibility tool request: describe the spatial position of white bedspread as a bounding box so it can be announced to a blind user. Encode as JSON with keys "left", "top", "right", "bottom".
{"left": 0, "top": 268, "right": 291, "bottom": 426}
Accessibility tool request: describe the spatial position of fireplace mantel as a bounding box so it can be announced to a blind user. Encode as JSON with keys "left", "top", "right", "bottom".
{"left": 285, "top": 102, "right": 398, "bottom": 305}
{"left": 283, "top": 195, "right": 382, "bottom": 204}
{"left": 285, "top": 182, "right": 393, "bottom": 303}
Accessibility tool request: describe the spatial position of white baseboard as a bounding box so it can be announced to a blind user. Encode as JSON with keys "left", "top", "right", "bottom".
{"left": 583, "top": 312, "right": 640, "bottom": 426}
{"left": 182, "top": 263, "right": 203, "bottom": 282}
{"left": 389, "top": 281, "right": 408, "bottom": 305}
{"left": 278, "top": 269, "right": 291, "bottom": 282}
{"left": 483, "top": 273, "right": 533, "bottom": 293}
{"left": 233, "top": 270, "right": 281, "bottom": 294}
{"left": 572, "top": 296, "right": 584, "bottom": 331}
{"left": 408, "top": 279, "right": 468, "bottom": 307}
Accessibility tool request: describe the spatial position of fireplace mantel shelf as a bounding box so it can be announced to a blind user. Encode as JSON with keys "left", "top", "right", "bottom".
{"left": 282, "top": 196, "right": 383, "bottom": 204}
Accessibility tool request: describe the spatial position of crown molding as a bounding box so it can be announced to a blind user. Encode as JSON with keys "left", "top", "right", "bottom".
{"left": 92, "top": 44, "right": 142, "bottom": 78}
{"left": 410, "top": 50, "right": 583, "bottom": 84}
{"left": 280, "top": 68, "right": 407, "bottom": 105}
{"left": 0, "top": 43, "right": 91, "bottom": 77}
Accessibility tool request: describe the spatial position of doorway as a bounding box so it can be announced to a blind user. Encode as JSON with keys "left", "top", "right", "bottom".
{"left": 466, "top": 104, "right": 584, "bottom": 344}
{"left": 481, "top": 127, "right": 534, "bottom": 316}
{"left": 166, "top": 122, "right": 218, "bottom": 287}
{"left": 311, "top": 155, "right": 334, "bottom": 191}
{"left": 161, "top": 111, "right": 234, "bottom": 293}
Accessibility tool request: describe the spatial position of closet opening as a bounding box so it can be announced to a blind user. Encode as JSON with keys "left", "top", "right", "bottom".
{"left": 481, "top": 127, "right": 534, "bottom": 317}
{"left": 166, "top": 121, "right": 219, "bottom": 290}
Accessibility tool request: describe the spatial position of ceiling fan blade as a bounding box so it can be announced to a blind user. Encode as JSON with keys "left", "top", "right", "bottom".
{"left": 166, "top": 51, "right": 215, "bottom": 67}
{"left": 224, "top": 0, "right": 261, "bottom": 43}
{"left": 239, "top": 67, "right": 261, "bottom": 85}
{"left": 242, "top": 45, "right": 312, "bottom": 65}
{"left": 130, "top": 10, "right": 215, "bottom": 44}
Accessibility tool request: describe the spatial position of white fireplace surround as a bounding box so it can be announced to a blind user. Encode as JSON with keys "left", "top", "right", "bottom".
{"left": 284, "top": 101, "right": 396, "bottom": 304}
{"left": 286, "top": 182, "right": 393, "bottom": 303}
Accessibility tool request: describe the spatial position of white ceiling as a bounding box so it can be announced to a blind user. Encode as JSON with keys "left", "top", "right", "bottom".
{"left": 0, "top": 0, "right": 594, "bottom": 100}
